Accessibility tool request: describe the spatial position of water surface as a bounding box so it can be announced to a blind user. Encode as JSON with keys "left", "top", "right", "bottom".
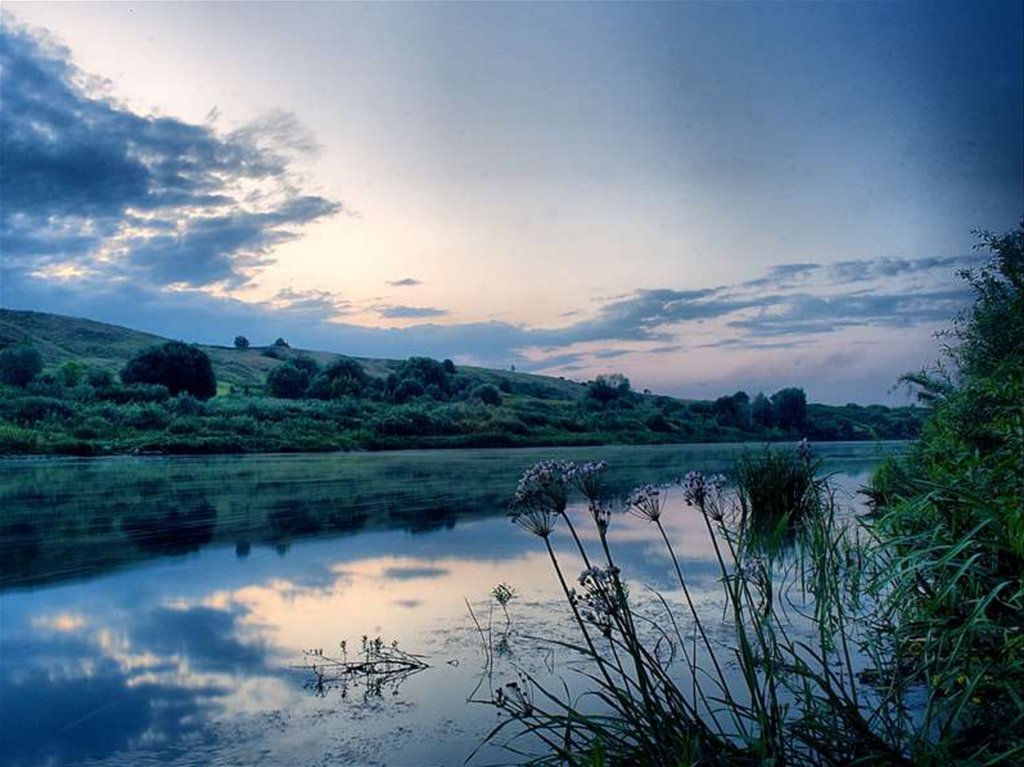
{"left": 0, "top": 442, "right": 900, "bottom": 766}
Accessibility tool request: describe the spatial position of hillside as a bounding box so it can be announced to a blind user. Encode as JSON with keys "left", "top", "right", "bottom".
{"left": 0, "top": 309, "right": 581, "bottom": 398}
{"left": 0, "top": 309, "right": 924, "bottom": 456}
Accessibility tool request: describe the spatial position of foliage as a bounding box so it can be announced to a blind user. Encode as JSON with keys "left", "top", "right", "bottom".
{"left": 120, "top": 341, "right": 217, "bottom": 400}
{"left": 307, "top": 358, "right": 368, "bottom": 400}
{"left": 869, "top": 226, "right": 1024, "bottom": 760}
{"left": 233, "top": 335, "right": 250, "bottom": 349}
{"left": 475, "top": 384, "right": 502, "bottom": 406}
{"left": 586, "top": 374, "right": 632, "bottom": 405}
{"left": 266, "top": 362, "right": 310, "bottom": 399}
{"left": 0, "top": 345, "right": 43, "bottom": 387}
{"left": 770, "top": 387, "right": 807, "bottom": 430}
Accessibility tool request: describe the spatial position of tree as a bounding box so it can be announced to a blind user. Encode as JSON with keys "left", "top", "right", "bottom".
{"left": 587, "top": 373, "right": 631, "bottom": 404}
{"left": 443, "top": 358, "right": 457, "bottom": 374}
{"left": 120, "top": 342, "right": 217, "bottom": 400}
{"left": 234, "top": 336, "right": 250, "bottom": 349}
{"left": 392, "top": 357, "right": 452, "bottom": 399}
{"left": 751, "top": 392, "right": 773, "bottom": 427}
{"left": 0, "top": 346, "right": 43, "bottom": 387}
{"left": 771, "top": 387, "right": 807, "bottom": 430}
{"left": 307, "top": 358, "right": 368, "bottom": 399}
{"left": 266, "top": 362, "right": 309, "bottom": 399}
{"left": 273, "top": 338, "right": 290, "bottom": 348}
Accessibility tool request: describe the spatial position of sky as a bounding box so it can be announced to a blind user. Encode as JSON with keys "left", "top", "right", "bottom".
{"left": 1, "top": 2, "right": 1021, "bottom": 404}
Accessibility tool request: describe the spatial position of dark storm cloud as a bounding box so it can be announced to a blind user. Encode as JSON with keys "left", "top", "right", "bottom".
{"left": 0, "top": 18, "right": 341, "bottom": 290}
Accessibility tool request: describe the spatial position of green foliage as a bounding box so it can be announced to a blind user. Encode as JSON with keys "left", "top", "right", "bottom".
{"left": 750, "top": 392, "right": 773, "bottom": 427}
{"left": 120, "top": 341, "right": 217, "bottom": 400}
{"left": 871, "top": 225, "right": 1024, "bottom": 761}
{"left": 307, "top": 358, "right": 368, "bottom": 400}
{"left": 586, "top": 373, "right": 632, "bottom": 405}
{"left": 266, "top": 362, "right": 310, "bottom": 399}
{"left": 0, "top": 345, "right": 43, "bottom": 387}
{"left": 769, "top": 387, "right": 807, "bottom": 430}
{"left": 474, "top": 383, "right": 502, "bottom": 406}
{"left": 734, "top": 445, "right": 819, "bottom": 535}
{"left": 233, "top": 335, "right": 250, "bottom": 349}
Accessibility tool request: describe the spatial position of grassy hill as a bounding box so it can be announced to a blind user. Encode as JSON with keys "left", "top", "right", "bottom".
{"left": 0, "top": 309, "right": 924, "bottom": 456}
{"left": 0, "top": 309, "right": 581, "bottom": 398}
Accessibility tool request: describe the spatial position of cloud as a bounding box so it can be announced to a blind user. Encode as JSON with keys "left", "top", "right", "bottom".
{"left": 0, "top": 17, "right": 341, "bottom": 294}
{"left": 387, "top": 278, "right": 422, "bottom": 287}
{"left": 272, "top": 287, "right": 352, "bottom": 316}
{"left": 376, "top": 305, "right": 449, "bottom": 319}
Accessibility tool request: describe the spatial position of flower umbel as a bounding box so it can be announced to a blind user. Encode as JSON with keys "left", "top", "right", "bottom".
{"left": 565, "top": 460, "right": 608, "bottom": 504}
{"left": 627, "top": 483, "right": 665, "bottom": 522}
{"left": 681, "top": 472, "right": 727, "bottom": 519}
{"left": 569, "top": 566, "right": 627, "bottom": 637}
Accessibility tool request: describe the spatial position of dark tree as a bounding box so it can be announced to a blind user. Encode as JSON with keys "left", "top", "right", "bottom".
{"left": 266, "top": 362, "right": 309, "bottom": 399}
{"left": 0, "top": 346, "right": 43, "bottom": 387}
{"left": 587, "top": 373, "right": 631, "bottom": 404}
{"left": 273, "top": 338, "right": 290, "bottom": 348}
{"left": 395, "top": 357, "right": 452, "bottom": 397}
{"left": 234, "top": 336, "right": 250, "bottom": 349}
{"left": 442, "top": 358, "right": 457, "bottom": 374}
{"left": 751, "top": 392, "right": 773, "bottom": 427}
{"left": 307, "top": 358, "right": 368, "bottom": 399}
{"left": 120, "top": 342, "right": 217, "bottom": 400}
{"left": 771, "top": 387, "right": 807, "bottom": 430}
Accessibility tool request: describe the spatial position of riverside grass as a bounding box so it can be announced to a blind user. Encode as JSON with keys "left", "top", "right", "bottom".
{"left": 479, "top": 450, "right": 1019, "bottom": 766}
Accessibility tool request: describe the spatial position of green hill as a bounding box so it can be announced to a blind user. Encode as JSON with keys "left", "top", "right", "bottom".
{"left": 0, "top": 308, "right": 581, "bottom": 398}
{"left": 0, "top": 309, "right": 924, "bottom": 456}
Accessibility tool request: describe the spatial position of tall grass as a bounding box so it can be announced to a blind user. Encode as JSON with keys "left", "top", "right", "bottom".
{"left": 476, "top": 447, "right": 1019, "bottom": 765}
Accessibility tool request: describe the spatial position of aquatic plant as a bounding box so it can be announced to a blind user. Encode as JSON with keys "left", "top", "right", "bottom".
{"left": 478, "top": 444, "right": 1020, "bottom": 765}
{"left": 296, "top": 636, "right": 429, "bottom": 700}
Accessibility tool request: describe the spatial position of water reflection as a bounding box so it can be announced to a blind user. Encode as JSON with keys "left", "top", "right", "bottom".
{"left": 0, "top": 443, "right": 902, "bottom": 766}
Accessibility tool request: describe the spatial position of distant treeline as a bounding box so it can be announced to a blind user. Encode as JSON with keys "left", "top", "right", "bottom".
{"left": 0, "top": 340, "right": 923, "bottom": 455}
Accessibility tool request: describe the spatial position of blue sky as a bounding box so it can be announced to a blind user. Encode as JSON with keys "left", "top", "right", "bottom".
{"left": 1, "top": 2, "right": 1021, "bottom": 403}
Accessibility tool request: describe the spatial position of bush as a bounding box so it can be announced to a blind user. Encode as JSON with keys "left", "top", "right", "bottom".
{"left": 234, "top": 335, "right": 250, "bottom": 349}
{"left": 474, "top": 384, "right": 501, "bottom": 406}
{"left": 307, "top": 358, "right": 368, "bottom": 400}
{"left": 0, "top": 346, "right": 43, "bottom": 387}
{"left": 266, "top": 362, "right": 310, "bottom": 399}
{"left": 121, "top": 341, "right": 216, "bottom": 400}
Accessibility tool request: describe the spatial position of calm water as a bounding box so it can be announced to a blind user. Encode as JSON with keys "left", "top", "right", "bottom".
{"left": 0, "top": 443, "right": 901, "bottom": 767}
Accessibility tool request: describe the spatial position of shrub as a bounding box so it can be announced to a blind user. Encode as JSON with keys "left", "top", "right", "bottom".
{"left": 474, "top": 384, "right": 501, "bottom": 406}
{"left": 0, "top": 346, "right": 43, "bottom": 387}
{"left": 234, "top": 335, "right": 250, "bottom": 349}
{"left": 121, "top": 341, "right": 216, "bottom": 400}
{"left": 266, "top": 362, "right": 310, "bottom": 399}
{"left": 307, "top": 358, "right": 368, "bottom": 400}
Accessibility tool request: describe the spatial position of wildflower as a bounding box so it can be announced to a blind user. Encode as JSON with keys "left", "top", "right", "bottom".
{"left": 510, "top": 460, "right": 574, "bottom": 515}
{"left": 590, "top": 502, "right": 612, "bottom": 534}
{"left": 681, "top": 471, "right": 708, "bottom": 508}
{"left": 575, "top": 566, "right": 627, "bottom": 637}
{"left": 509, "top": 507, "right": 559, "bottom": 538}
{"left": 565, "top": 460, "right": 608, "bottom": 503}
{"left": 627, "top": 483, "right": 665, "bottom": 522}
{"left": 681, "top": 472, "right": 728, "bottom": 519}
